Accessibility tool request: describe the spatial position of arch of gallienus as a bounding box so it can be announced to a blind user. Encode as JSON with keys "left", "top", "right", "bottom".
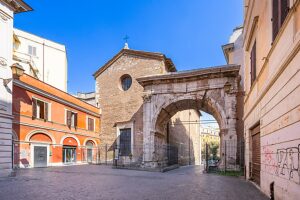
{"left": 137, "top": 64, "right": 240, "bottom": 167}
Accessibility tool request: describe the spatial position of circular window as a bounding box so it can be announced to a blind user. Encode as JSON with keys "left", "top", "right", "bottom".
{"left": 120, "top": 74, "right": 132, "bottom": 91}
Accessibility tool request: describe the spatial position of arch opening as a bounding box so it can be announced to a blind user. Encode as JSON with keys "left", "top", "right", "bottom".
{"left": 154, "top": 98, "right": 225, "bottom": 134}
{"left": 153, "top": 98, "right": 226, "bottom": 166}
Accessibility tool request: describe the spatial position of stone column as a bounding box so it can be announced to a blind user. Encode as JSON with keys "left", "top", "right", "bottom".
{"left": 219, "top": 90, "right": 238, "bottom": 170}
{"left": 0, "top": 2, "right": 14, "bottom": 177}
{"left": 142, "top": 92, "right": 156, "bottom": 168}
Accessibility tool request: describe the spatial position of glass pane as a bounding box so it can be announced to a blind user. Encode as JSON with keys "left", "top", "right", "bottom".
{"left": 121, "top": 76, "right": 132, "bottom": 91}
{"left": 120, "top": 128, "right": 131, "bottom": 156}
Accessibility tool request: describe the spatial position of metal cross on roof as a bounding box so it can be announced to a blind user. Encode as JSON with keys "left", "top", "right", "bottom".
{"left": 123, "top": 35, "right": 129, "bottom": 43}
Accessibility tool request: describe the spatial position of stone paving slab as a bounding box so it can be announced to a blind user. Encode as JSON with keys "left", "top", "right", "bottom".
{"left": 0, "top": 165, "right": 268, "bottom": 200}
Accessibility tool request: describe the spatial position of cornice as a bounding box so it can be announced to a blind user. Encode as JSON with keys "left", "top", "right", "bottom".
{"left": 13, "top": 120, "right": 100, "bottom": 140}
{"left": 13, "top": 80, "right": 100, "bottom": 118}
{"left": 137, "top": 65, "right": 240, "bottom": 87}
{"left": 1, "top": 0, "right": 32, "bottom": 14}
{"left": 14, "top": 112, "right": 98, "bottom": 134}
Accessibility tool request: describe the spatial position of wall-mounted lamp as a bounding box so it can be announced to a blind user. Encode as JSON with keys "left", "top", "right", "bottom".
{"left": 0, "top": 63, "right": 24, "bottom": 87}
{"left": 11, "top": 63, "right": 25, "bottom": 77}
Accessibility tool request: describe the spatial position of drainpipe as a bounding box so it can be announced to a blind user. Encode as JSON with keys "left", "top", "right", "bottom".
{"left": 43, "top": 40, "right": 45, "bottom": 81}
{"left": 189, "top": 110, "right": 191, "bottom": 165}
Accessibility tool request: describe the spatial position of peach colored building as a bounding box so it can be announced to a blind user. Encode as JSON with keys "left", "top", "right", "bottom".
{"left": 12, "top": 73, "right": 101, "bottom": 168}
{"left": 243, "top": 0, "right": 300, "bottom": 199}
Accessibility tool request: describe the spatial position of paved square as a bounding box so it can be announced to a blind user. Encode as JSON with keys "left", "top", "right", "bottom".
{"left": 0, "top": 165, "right": 268, "bottom": 200}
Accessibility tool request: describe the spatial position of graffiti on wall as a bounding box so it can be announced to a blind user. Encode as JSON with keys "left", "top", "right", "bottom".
{"left": 263, "top": 144, "right": 300, "bottom": 184}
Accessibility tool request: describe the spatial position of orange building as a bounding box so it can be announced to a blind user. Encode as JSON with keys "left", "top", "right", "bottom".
{"left": 12, "top": 73, "right": 101, "bottom": 168}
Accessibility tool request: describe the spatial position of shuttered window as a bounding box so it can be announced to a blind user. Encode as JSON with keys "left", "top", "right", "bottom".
{"left": 32, "top": 98, "right": 49, "bottom": 121}
{"left": 87, "top": 117, "right": 94, "bottom": 131}
{"left": 28, "top": 45, "right": 37, "bottom": 56}
{"left": 272, "top": 0, "right": 290, "bottom": 41}
{"left": 66, "top": 110, "right": 78, "bottom": 128}
{"left": 119, "top": 128, "right": 131, "bottom": 156}
{"left": 250, "top": 41, "right": 256, "bottom": 86}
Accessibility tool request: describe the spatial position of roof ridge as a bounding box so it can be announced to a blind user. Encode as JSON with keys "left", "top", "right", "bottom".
{"left": 93, "top": 48, "right": 176, "bottom": 78}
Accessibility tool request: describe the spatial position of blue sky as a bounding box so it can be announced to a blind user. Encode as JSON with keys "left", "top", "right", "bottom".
{"left": 15, "top": 0, "right": 243, "bottom": 94}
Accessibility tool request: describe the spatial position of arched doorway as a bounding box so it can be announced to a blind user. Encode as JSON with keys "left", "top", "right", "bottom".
{"left": 62, "top": 137, "right": 78, "bottom": 164}
{"left": 137, "top": 65, "right": 240, "bottom": 169}
{"left": 29, "top": 133, "right": 52, "bottom": 168}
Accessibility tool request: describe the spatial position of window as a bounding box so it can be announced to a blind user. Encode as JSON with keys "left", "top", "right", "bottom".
{"left": 28, "top": 45, "right": 37, "bottom": 56}
{"left": 32, "top": 98, "right": 49, "bottom": 121}
{"left": 119, "top": 128, "right": 131, "bottom": 156}
{"left": 120, "top": 75, "right": 132, "bottom": 91}
{"left": 87, "top": 117, "right": 95, "bottom": 131}
{"left": 272, "top": 0, "right": 290, "bottom": 41}
{"left": 250, "top": 41, "right": 256, "bottom": 86}
{"left": 66, "top": 110, "right": 77, "bottom": 128}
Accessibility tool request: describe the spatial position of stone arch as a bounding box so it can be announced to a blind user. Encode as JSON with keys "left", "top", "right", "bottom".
{"left": 25, "top": 130, "right": 56, "bottom": 144}
{"left": 152, "top": 95, "right": 227, "bottom": 134}
{"left": 137, "top": 65, "right": 240, "bottom": 168}
{"left": 83, "top": 138, "right": 98, "bottom": 147}
{"left": 60, "top": 134, "right": 80, "bottom": 146}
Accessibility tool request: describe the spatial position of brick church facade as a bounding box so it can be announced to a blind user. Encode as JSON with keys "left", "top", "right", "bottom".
{"left": 94, "top": 46, "right": 201, "bottom": 165}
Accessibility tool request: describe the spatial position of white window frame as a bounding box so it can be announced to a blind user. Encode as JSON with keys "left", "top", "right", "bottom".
{"left": 86, "top": 116, "right": 96, "bottom": 132}
{"left": 64, "top": 109, "right": 78, "bottom": 127}
{"left": 32, "top": 96, "right": 51, "bottom": 121}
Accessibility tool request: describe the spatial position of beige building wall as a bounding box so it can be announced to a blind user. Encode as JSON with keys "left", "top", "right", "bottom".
{"left": 243, "top": 1, "right": 300, "bottom": 199}
{"left": 169, "top": 109, "right": 201, "bottom": 165}
{"left": 13, "top": 29, "right": 68, "bottom": 91}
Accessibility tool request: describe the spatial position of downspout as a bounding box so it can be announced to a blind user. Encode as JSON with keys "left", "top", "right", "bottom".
{"left": 43, "top": 40, "right": 45, "bottom": 81}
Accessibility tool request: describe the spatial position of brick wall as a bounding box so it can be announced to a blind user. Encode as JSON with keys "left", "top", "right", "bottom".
{"left": 96, "top": 54, "right": 168, "bottom": 149}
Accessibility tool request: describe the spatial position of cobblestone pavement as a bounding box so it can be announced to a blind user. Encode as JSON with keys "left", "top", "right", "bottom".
{"left": 0, "top": 165, "right": 268, "bottom": 200}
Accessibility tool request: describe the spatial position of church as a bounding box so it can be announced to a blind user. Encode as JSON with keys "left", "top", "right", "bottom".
{"left": 93, "top": 43, "right": 202, "bottom": 166}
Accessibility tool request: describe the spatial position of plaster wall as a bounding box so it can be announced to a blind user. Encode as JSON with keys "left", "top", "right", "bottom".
{"left": 13, "top": 29, "right": 68, "bottom": 91}
{"left": 243, "top": 1, "right": 300, "bottom": 199}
